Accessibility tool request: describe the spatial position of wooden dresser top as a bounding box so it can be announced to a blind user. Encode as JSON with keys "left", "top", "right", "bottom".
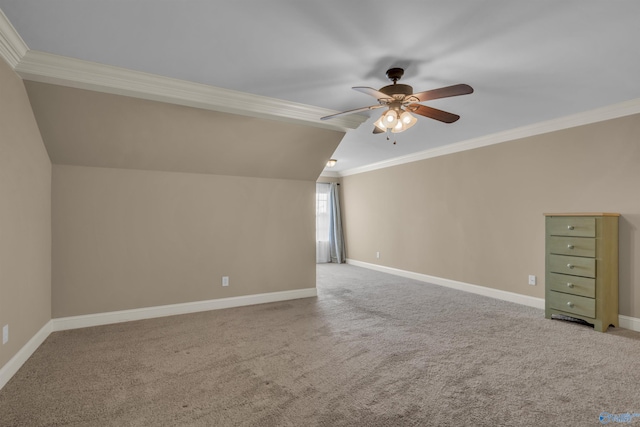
{"left": 543, "top": 213, "right": 620, "bottom": 217}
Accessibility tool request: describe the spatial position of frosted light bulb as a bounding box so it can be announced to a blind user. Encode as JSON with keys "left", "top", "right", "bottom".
{"left": 374, "top": 116, "right": 386, "bottom": 131}
{"left": 383, "top": 110, "right": 398, "bottom": 128}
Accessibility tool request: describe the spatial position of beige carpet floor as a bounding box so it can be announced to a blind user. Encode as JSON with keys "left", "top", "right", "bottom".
{"left": 1, "top": 264, "right": 640, "bottom": 426}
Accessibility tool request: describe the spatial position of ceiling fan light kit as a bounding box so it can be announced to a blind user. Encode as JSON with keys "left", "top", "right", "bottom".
{"left": 321, "top": 67, "right": 473, "bottom": 140}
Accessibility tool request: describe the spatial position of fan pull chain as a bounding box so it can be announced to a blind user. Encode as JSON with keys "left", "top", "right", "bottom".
{"left": 384, "top": 129, "right": 397, "bottom": 144}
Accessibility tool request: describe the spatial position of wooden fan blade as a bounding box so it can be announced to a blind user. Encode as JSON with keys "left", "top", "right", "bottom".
{"left": 410, "top": 104, "right": 460, "bottom": 123}
{"left": 352, "top": 87, "right": 394, "bottom": 101}
{"left": 410, "top": 84, "right": 473, "bottom": 102}
{"left": 373, "top": 126, "right": 384, "bottom": 134}
{"left": 321, "top": 104, "right": 384, "bottom": 120}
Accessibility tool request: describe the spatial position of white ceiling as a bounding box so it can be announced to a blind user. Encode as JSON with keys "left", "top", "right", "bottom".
{"left": 2, "top": 1, "right": 640, "bottom": 174}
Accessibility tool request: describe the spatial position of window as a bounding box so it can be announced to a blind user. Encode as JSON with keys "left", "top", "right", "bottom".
{"left": 316, "top": 183, "right": 331, "bottom": 263}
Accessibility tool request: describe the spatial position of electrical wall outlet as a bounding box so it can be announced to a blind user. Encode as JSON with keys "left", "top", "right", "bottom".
{"left": 528, "top": 275, "right": 536, "bottom": 286}
{"left": 376, "top": 251, "right": 380, "bottom": 259}
{"left": 2, "top": 324, "right": 8, "bottom": 344}
{"left": 222, "top": 276, "right": 229, "bottom": 287}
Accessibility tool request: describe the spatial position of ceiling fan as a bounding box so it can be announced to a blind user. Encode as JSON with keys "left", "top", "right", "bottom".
{"left": 321, "top": 68, "right": 473, "bottom": 135}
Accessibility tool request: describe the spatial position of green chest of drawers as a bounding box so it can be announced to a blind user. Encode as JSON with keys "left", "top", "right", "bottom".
{"left": 544, "top": 213, "right": 619, "bottom": 332}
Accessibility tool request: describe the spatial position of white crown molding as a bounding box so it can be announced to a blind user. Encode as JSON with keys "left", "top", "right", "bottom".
{"left": 339, "top": 97, "right": 640, "bottom": 177}
{"left": 1, "top": 8, "right": 363, "bottom": 130}
{"left": 14, "top": 50, "right": 367, "bottom": 132}
{"left": 0, "top": 8, "right": 28, "bottom": 68}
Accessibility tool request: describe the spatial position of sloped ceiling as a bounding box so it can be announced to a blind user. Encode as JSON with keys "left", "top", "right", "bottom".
{"left": 3, "top": 2, "right": 640, "bottom": 174}
{"left": 25, "top": 81, "right": 344, "bottom": 180}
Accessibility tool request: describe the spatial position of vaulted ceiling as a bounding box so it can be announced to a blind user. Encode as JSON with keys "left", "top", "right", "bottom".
{"left": 2, "top": 1, "right": 640, "bottom": 175}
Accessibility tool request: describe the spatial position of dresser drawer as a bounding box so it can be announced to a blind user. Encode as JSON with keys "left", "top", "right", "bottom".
{"left": 547, "top": 217, "right": 596, "bottom": 237}
{"left": 548, "top": 273, "right": 595, "bottom": 298}
{"left": 549, "top": 254, "right": 596, "bottom": 278}
{"left": 544, "top": 213, "right": 619, "bottom": 332}
{"left": 548, "top": 290, "right": 595, "bottom": 318}
{"left": 548, "top": 236, "right": 596, "bottom": 257}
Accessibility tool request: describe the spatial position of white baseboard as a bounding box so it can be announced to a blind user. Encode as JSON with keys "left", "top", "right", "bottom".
{"left": 346, "top": 259, "right": 640, "bottom": 333}
{"left": 2, "top": 271, "right": 638, "bottom": 393}
{"left": 52, "top": 287, "right": 317, "bottom": 331}
{"left": 0, "top": 320, "right": 52, "bottom": 391}
{"left": 0, "top": 288, "right": 316, "bottom": 391}
{"left": 346, "top": 259, "right": 545, "bottom": 310}
{"left": 619, "top": 315, "right": 640, "bottom": 332}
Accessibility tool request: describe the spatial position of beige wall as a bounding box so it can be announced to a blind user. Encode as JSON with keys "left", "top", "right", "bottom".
{"left": 52, "top": 165, "right": 315, "bottom": 317}
{"left": 0, "top": 58, "right": 51, "bottom": 368}
{"left": 25, "top": 81, "right": 344, "bottom": 181}
{"left": 342, "top": 113, "right": 640, "bottom": 318}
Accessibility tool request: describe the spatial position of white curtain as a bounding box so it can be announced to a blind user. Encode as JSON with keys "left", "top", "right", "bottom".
{"left": 316, "top": 182, "right": 345, "bottom": 264}
{"left": 316, "top": 183, "right": 331, "bottom": 263}
{"left": 328, "top": 183, "right": 345, "bottom": 263}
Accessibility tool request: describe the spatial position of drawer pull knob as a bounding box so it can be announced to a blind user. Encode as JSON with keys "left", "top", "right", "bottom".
{"left": 567, "top": 264, "right": 574, "bottom": 269}
{"left": 567, "top": 302, "right": 575, "bottom": 308}
{"left": 567, "top": 282, "right": 575, "bottom": 288}
{"left": 567, "top": 225, "right": 575, "bottom": 230}
{"left": 567, "top": 244, "right": 574, "bottom": 249}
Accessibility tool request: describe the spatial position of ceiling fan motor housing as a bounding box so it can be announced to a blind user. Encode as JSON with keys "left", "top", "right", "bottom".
{"left": 380, "top": 84, "right": 413, "bottom": 99}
